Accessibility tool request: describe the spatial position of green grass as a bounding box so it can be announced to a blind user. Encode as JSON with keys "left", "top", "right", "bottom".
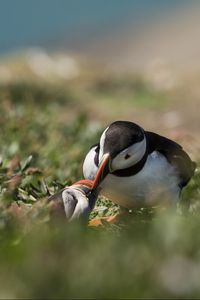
{"left": 91, "top": 75, "right": 169, "bottom": 109}
{"left": 0, "top": 80, "right": 200, "bottom": 299}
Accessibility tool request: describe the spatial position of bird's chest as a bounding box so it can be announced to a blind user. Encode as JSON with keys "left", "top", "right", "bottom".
{"left": 100, "top": 151, "right": 180, "bottom": 208}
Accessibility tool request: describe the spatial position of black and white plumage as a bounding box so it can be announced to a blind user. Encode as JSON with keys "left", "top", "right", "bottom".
{"left": 83, "top": 121, "right": 196, "bottom": 208}
{"left": 48, "top": 179, "right": 99, "bottom": 222}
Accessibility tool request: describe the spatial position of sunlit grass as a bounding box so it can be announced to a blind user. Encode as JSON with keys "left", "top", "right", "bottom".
{"left": 0, "top": 79, "right": 199, "bottom": 298}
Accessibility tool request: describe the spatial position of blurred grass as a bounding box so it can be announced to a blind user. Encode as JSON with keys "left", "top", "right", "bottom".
{"left": 0, "top": 78, "right": 199, "bottom": 299}
{"left": 91, "top": 75, "right": 169, "bottom": 109}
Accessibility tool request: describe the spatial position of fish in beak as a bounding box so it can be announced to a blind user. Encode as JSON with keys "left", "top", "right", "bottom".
{"left": 92, "top": 153, "right": 111, "bottom": 190}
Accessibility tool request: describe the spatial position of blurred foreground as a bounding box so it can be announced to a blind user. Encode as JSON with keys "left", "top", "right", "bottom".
{"left": 1, "top": 212, "right": 200, "bottom": 298}
{"left": 0, "top": 60, "right": 199, "bottom": 298}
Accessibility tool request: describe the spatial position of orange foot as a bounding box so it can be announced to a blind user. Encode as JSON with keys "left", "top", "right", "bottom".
{"left": 88, "top": 214, "right": 119, "bottom": 227}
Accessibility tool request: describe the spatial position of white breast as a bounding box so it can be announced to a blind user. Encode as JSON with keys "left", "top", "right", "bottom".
{"left": 100, "top": 151, "right": 181, "bottom": 208}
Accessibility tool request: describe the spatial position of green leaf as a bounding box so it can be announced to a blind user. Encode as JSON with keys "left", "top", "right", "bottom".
{"left": 20, "top": 155, "right": 33, "bottom": 172}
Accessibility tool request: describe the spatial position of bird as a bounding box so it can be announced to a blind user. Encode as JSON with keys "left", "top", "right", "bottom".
{"left": 83, "top": 120, "right": 196, "bottom": 208}
{"left": 48, "top": 179, "right": 99, "bottom": 222}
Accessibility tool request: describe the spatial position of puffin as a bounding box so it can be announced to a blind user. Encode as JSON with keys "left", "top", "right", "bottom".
{"left": 83, "top": 120, "right": 196, "bottom": 208}
{"left": 48, "top": 179, "right": 99, "bottom": 222}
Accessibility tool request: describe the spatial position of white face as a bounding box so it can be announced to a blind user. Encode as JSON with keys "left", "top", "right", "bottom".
{"left": 110, "top": 137, "right": 147, "bottom": 171}
{"left": 83, "top": 146, "right": 99, "bottom": 180}
{"left": 99, "top": 126, "right": 109, "bottom": 162}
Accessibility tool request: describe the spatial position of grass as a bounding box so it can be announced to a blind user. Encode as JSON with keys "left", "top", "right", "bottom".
{"left": 0, "top": 79, "right": 200, "bottom": 299}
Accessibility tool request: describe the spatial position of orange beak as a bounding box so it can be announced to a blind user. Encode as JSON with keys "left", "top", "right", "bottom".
{"left": 72, "top": 179, "right": 94, "bottom": 189}
{"left": 92, "top": 153, "right": 110, "bottom": 190}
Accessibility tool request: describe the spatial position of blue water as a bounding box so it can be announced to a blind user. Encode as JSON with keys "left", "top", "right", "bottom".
{"left": 0, "top": 0, "right": 191, "bottom": 54}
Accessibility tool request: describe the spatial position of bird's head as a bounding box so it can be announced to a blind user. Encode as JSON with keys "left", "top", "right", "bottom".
{"left": 92, "top": 120, "right": 147, "bottom": 187}
{"left": 72, "top": 179, "right": 100, "bottom": 209}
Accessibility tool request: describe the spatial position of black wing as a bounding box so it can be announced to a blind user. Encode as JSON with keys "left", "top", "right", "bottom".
{"left": 48, "top": 189, "right": 66, "bottom": 218}
{"left": 88, "top": 188, "right": 100, "bottom": 210}
{"left": 145, "top": 131, "right": 196, "bottom": 188}
{"left": 48, "top": 189, "right": 65, "bottom": 203}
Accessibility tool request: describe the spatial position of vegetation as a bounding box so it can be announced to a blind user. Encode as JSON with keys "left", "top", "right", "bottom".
{"left": 0, "top": 77, "right": 199, "bottom": 299}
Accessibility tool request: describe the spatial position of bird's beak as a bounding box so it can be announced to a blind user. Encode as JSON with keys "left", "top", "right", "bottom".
{"left": 92, "top": 153, "right": 111, "bottom": 190}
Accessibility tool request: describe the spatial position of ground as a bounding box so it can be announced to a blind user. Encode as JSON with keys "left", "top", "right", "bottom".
{"left": 0, "top": 66, "right": 200, "bottom": 298}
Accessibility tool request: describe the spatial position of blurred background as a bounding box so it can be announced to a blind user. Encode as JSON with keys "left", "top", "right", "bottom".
{"left": 1, "top": 0, "right": 200, "bottom": 140}
{"left": 1, "top": 0, "right": 200, "bottom": 70}
{"left": 0, "top": 1, "right": 200, "bottom": 299}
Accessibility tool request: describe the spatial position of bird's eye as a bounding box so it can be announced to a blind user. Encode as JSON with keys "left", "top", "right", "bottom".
{"left": 125, "top": 154, "right": 130, "bottom": 160}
